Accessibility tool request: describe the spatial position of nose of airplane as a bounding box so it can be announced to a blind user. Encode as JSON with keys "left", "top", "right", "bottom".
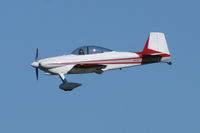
{"left": 30, "top": 61, "right": 39, "bottom": 68}
{"left": 39, "top": 62, "right": 58, "bottom": 68}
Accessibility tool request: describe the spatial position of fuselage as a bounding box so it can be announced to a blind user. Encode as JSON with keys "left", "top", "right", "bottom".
{"left": 35, "top": 51, "right": 169, "bottom": 75}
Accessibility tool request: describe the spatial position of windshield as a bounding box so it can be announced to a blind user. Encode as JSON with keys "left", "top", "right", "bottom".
{"left": 71, "top": 46, "right": 113, "bottom": 55}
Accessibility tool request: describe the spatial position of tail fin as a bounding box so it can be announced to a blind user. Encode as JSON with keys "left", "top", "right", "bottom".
{"left": 143, "top": 32, "right": 170, "bottom": 55}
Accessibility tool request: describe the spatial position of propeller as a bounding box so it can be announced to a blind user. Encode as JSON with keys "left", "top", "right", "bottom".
{"left": 35, "top": 48, "right": 39, "bottom": 80}
{"left": 36, "top": 48, "right": 38, "bottom": 62}
{"left": 31, "top": 48, "right": 39, "bottom": 80}
{"left": 36, "top": 66, "right": 39, "bottom": 80}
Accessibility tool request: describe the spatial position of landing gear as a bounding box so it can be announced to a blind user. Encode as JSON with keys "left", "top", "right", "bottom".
{"left": 58, "top": 73, "right": 82, "bottom": 91}
{"left": 59, "top": 82, "right": 82, "bottom": 91}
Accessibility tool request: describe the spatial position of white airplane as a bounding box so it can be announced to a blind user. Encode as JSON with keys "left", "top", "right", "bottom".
{"left": 31, "top": 32, "right": 171, "bottom": 91}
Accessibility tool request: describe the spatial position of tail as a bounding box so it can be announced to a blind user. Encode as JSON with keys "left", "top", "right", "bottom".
{"left": 143, "top": 32, "right": 170, "bottom": 55}
{"left": 141, "top": 32, "right": 171, "bottom": 65}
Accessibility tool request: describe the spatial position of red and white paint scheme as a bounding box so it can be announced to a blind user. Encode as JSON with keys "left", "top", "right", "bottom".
{"left": 31, "top": 32, "right": 171, "bottom": 91}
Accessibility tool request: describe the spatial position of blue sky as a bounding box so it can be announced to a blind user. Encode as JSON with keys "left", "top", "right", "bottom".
{"left": 0, "top": 0, "right": 199, "bottom": 132}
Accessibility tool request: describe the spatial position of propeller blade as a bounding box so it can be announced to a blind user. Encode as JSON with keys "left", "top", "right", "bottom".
{"left": 35, "top": 48, "right": 38, "bottom": 62}
{"left": 36, "top": 68, "right": 38, "bottom": 80}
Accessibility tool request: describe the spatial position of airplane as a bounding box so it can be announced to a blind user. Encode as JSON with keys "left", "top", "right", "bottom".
{"left": 30, "top": 32, "right": 172, "bottom": 91}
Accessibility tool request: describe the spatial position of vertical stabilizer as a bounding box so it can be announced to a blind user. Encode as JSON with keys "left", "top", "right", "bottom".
{"left": 143, "top": 32, "right": 170, "bottom": 55}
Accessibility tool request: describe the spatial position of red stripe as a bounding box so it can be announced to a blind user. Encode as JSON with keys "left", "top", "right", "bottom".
{"left": 74, "top": 62, "right": 141, "bottom": 67}
{"left": 143, "top": 35, "right": 150, "bottom": 53}
{"left": 51, "top": 62, "right": 141, "bottom": 65}
{"left": 50, "top": 57, "right": 142, "bottom": 65}
{"left": 80, "top": 62, "right": 141, "bottom": 65}
{"left": 82, "top": 57, "right": 141, "bottom": 62}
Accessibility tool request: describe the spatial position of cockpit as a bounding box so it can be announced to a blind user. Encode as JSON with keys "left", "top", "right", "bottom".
{"left": 71, "top": 46, "right": 113, "bottom": 55}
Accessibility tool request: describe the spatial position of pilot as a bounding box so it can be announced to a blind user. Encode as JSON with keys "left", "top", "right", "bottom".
{"left": 78, "top": 49, "right": 84, "bottom": 55}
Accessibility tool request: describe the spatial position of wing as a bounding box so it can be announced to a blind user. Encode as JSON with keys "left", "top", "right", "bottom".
{"left": 48, "top": 64, "right": 75, "bottom": 75}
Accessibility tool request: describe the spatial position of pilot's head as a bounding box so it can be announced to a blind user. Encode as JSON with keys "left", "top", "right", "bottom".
{"left": 79, "top": 49, "right": 84, "bottom": 55}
